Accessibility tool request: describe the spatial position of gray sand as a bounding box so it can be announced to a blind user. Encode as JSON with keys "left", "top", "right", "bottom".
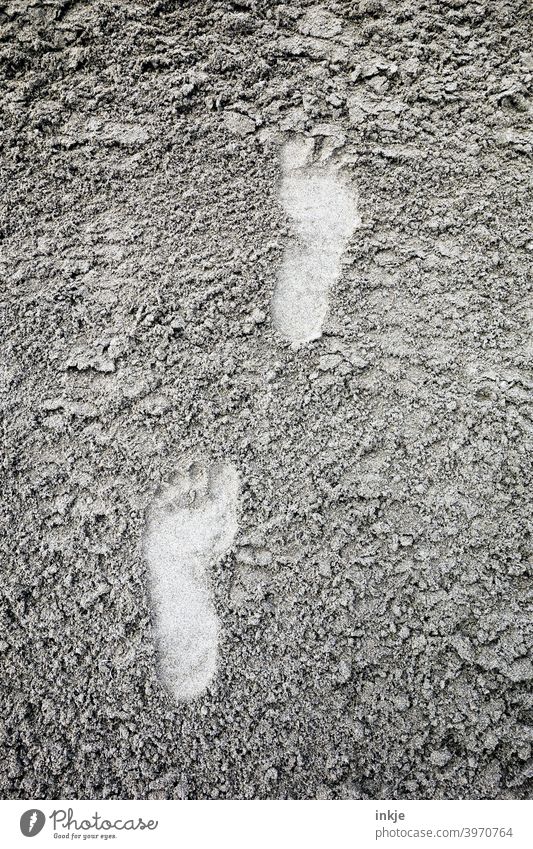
{"left": 1, "top": 0, "right": 532, "bottom": 800}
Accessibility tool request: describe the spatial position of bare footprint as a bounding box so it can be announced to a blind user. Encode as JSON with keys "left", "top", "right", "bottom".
{"left": 271, "top": 134, "right": 360, "bottom": 345}
{"left": 143, "top": 462, "right": 239, "bottom": 701}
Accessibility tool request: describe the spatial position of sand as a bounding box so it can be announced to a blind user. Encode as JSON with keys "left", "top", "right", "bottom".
{"left": 1, "top": 0, "right": 531, "bottom": 801}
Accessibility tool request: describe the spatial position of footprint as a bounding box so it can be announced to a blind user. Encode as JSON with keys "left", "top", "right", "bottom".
{"left": 143, "top": 462, "right": 239, "bottom": 701}
{"left": 272, "top": 134, "right": 360, "bottom": 344}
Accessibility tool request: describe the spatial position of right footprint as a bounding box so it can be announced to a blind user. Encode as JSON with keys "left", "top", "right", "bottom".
{"left": 271, "top": 134, "right": 360, "bottom": 345}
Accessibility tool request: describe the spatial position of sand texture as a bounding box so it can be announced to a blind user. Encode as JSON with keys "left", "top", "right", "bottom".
{"left": 1, "top": 0, "right": 532, "bottom": 800}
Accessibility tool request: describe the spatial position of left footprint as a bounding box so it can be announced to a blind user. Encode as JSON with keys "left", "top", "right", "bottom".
{"left": 143, "top": 462, "right": 239, "bottom": 701}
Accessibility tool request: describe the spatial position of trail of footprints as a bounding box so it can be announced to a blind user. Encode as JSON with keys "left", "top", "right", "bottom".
{"left": 145, "top": 133, "right": 356, "bottom": 700}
